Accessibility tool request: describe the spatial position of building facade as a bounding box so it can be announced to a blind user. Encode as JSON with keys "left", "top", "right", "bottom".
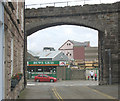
{"left": 85, "top": 47, "right": 98, "bottom": 61}
{"left": 59, "top": 40, "right": 98, "bottom": 69}
{"left": 0, "top": 1, "right": 25, "bottom": 100}
{"left": 73, "top": 46, "right": 85, "bottom": 61}
{"left": 85, "top": 47, "right": 98, "bottom": 68}
{"left": 27, "top": 49, "right": 69, "bottom": 79}
{"left": 59, "top": 40, "right": 90, "bottom": 60}
{"left": 72, "top": 47, "right": 98, "bottom": 69}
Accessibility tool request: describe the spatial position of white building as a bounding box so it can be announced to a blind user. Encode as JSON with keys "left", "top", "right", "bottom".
{"left": 39, "top": 50, "right": 69, "bottom": 61}
{"left": 59, "top": 40, "right": 90, "bottom": 60}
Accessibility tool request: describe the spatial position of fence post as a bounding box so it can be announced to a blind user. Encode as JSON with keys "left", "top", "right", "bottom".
{"left": 67, "top": 2, "right": 68, "bottom": 6}
{"left": 84, "top": 0, "right": 85, "bottom": 5}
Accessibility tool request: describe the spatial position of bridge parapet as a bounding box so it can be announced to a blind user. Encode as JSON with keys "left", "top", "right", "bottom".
{"left": 25, "top": 0, "right": 119, "bottom": 9}
{"left": 25, "top": 2, "right": 120, "bottom": 18}
{"left": 25, "top": 1, "right": 90, "bottom": 9}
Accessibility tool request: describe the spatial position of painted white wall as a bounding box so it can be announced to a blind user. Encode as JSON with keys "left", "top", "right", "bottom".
{"left": 59, "top": 41, "right": 74, "bottom": 60}
{"left": 60, "top": 40, "right": 73, "bottom": 50}
{"left": 0, "top": 1, "right": 4, "bottom": 100}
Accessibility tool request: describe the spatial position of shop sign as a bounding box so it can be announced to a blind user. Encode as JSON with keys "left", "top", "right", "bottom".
{"left": 28, "top": 61, "right": 68, "bottom": 66}
{"left": 28, "top": 61, "right": 59, "bottom": 66}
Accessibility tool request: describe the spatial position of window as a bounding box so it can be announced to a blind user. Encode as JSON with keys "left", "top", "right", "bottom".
{"left": 16, "top": 0, "right": 18, "bottom": 19}
{"left": 21, "top": 8, "right": 24, "bottom": 31}
{"left": 38, "top": 75, "right": 42, "bottom": 77}
{"left": 8, "top": 0, "right": 15, "bottom": 11}
{"left": 0, "top": 2, "right": 3, "bottom": 25}
{"left": 20, "top": 48, "right": 23, "bottom": 73}
{"left": 67, "top": 43, "right": 71, "bottom": 45}
{"left": 11, "top": 38, "right": 14, "bottom": 76}
{"left": 43, "top": 75, "right": 48, "bottom": 77}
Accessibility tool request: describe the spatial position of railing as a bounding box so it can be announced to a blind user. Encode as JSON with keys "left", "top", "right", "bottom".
{"left": 25, "top": 0, "right": 101, "bottom": 9}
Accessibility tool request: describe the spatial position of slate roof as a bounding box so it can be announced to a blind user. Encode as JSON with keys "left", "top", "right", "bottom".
{"left": 69, "top": 40, "right": 90, "bottom": 47}
{"left": 38, "top": 51, "right": 61, "bottom": 59}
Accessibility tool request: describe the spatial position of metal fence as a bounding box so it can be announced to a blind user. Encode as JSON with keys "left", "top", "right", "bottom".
{"left": 25, "top": 0, "right": 101, "bottom": 9}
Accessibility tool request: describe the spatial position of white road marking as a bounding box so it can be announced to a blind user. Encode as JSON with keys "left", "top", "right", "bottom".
{"left": 27, "top": 83, "right": 35, "bottom": 86}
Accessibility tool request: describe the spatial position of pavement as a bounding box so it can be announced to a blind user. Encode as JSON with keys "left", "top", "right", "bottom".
{"left": 89, "top": 84, "right": 119, "bottom": 99}
{"left": 18, "top": 80, "right": 119, "bottom": 100}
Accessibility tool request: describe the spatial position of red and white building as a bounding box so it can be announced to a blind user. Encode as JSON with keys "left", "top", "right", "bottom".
{"left": 59, "top": 40, "right": 90, "bottom": 60}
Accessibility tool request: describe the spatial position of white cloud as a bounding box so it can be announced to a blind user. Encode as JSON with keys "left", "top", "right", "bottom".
{"left": 27, "top": 25, "right": 98, "bottom": 53}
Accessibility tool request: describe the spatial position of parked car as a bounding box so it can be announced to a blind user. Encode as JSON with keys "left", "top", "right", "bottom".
{"left": 34, "top": 74, "right": 57, "bottom": 82}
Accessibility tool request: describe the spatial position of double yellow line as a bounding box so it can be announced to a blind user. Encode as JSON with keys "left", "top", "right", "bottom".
{"left": 52, "top": 87, "right": 63, "bottom": 101}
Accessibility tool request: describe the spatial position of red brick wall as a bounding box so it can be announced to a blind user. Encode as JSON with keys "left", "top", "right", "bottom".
{"left": 73, "top": 46, "right": 85, "bottom": 60}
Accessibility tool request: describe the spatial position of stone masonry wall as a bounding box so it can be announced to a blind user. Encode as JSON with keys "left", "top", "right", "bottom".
{"left": 25, "top": 2, "right": 120, "bottom": 85}
{"left": 25, "top": 2, "right": 120, "bottom": 35}
{"left": 4, "top": 1, "right": 24, "bottom": 99}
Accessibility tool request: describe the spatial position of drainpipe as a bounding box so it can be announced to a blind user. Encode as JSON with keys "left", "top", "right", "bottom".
{"left": 0, "top": 1, "right": 4, "bottom": 100}
{"left": 105, "top": 49, "right": 112, "bottom": 85}
{"left": 23, "top": 1, "right": 27, "bottom": 88}
{"left": 108, "top": 49, "right": 112, "bottom": 85}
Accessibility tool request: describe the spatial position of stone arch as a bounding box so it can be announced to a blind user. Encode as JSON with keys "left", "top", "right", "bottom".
{"left": 26, "top": 20, "right": 100, "bottom": 36}
{"left": 25, "top": 2, "right": 120, "bottom": 84}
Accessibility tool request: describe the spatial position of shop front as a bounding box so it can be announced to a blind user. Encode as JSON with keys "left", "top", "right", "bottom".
{"left": 27, "top": 61, "right": 68, "bottom": 79}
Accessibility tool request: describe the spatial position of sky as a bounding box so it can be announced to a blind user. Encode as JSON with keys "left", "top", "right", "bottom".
{"left": 26, "top": 0, "right": 120, "bottom": 54}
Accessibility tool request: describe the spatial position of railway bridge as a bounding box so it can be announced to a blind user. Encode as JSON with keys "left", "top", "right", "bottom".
{"left": 25, "top": 2, "right": 120, "bottom": 85}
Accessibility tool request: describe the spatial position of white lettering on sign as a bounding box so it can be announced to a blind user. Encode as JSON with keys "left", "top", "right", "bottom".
{"left": 38, "top": 62, "right": 43, "bottom": 64}
{"left": 32, "top": 61, "right": 55, "bottom": 65}
{"left": 33, "top": 62, "right": 37, "bottom": 64}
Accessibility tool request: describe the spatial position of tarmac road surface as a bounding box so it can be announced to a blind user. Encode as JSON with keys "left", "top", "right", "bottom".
{"left": 19, "top": 80, "right": 119, "bottom": 100}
